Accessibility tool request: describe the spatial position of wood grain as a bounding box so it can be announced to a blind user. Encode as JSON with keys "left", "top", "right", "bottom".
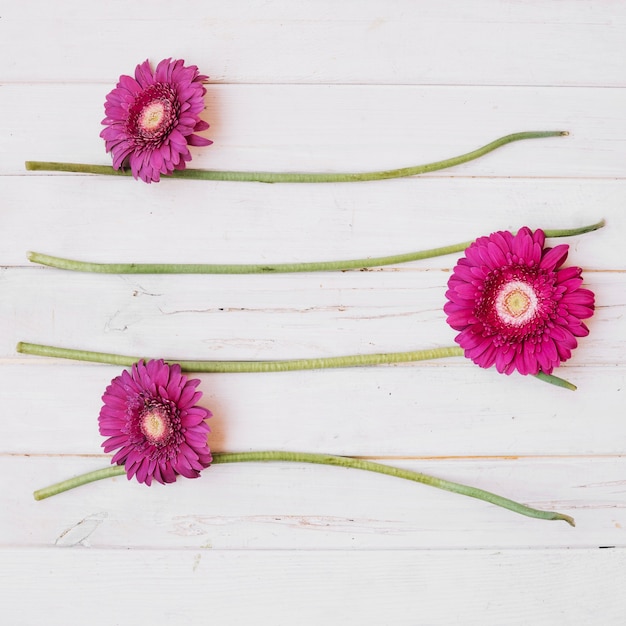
{"left": 1, "top": 1, "right": 624, "bottom": 624}
{"left": 2, "top": 1, "right": 625, "bottom": 86}
{"left": 5, "top": 455, "right": 625, "bottom": 549}
{"left": 4, "top": 84, "right": 625, "bottom": 176}
{"left": 3, "top": 548, "right": 626, "bottom": 625}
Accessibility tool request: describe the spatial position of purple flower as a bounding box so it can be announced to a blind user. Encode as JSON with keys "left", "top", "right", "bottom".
{"left": 444, "top": 227, "right": 594, "bottom": 376}
{"left": 99, "top": 360, "right": 212, "bottom": 485}
{"left": 100, "top": 58, "right": 212, "bottom": 183}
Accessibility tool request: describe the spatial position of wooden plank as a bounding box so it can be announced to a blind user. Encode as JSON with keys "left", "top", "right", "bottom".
{"left": 0, "top": 176, "right": 616, "bottom": 268}
{"left": 1, "top": 1, "right": 625, "bottom": 86}
{"left": 4, "top": 84, "right": 625, "bottom": 177}
{"left": 2, "top": 1, "right": 625, "bottom": 623}
{"left": 2, "top": 547, "right": 625, "bottom": 625}
{"left": 1, "top": 361, "right": 624, "bottom": 456}
{"left": 5, "top": 455, "right": 626, "bottom": 549}
{"left": 2, "top": 268, "right": 621, "bottom": 363}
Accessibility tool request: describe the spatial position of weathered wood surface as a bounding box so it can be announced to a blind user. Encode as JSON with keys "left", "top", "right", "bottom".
{"left": 1, "top": 2, "right": 624, "bottom": 624}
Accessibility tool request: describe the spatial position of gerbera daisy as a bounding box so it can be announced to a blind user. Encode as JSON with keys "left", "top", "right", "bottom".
{"left": 100, "top": 58, "right": 212, "bottom": 183}
{"left": 444, "top": 227, "right": 594, "bottom": 376}
{"left": 99, "top": 360, "right": 212, "bottom": 485}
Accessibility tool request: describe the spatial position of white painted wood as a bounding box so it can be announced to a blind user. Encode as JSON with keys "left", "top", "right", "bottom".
{"left": 1, "top": 269, "right": 621, "bottom": 363}
{"left": 1, "top": 176, "right": 617, "bottom": 268}
{"left": 2, "top": 362, "right": 625, "bottom": 456}
{"left": 1, "top": 1, "right": 625, "bottom": 86}
{"left": 3, "top": 548, "right": 626, "bottom": 625}
{"left": 2, "top": 1, "right": 625, "bottom": 623}
{"left": 5, "top": 455, "right": 626, "bottom": 549}
{"left": 5, "top": 84, "right": 626, "bottom": 177}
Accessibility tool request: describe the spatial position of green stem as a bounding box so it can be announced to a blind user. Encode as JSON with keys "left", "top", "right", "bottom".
{"left": 534, "top": 371, "right": 577, "bottom": 391}
{"left": 34, "top": 465, "right": 126, "bottom": 500}
{"left": 16, "top": 341, "right": 463, "bottom": 371}
{"left": 16, "top": 342, "right": 575, "bottom": 389}
{"left": 25, "top": 131, "right": 567, "bottom": 183}
{"left": 32, "top": 451, "right": 575, "bottom": 526}
{"left": 28, "top": 244, "right": 476, "bottom": 274}
{"left": 26, "top": 220, "right": 604, "bottom": 275}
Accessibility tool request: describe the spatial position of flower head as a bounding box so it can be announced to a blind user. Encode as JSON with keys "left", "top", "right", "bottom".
{"left": 99, "top": 360, "right": 212, "bottom": 485}
{"left": 444, "top": 227, "right": 594, "bottom": 376}
{"left": 100, "top": 58, "right": 212, "bottom": 183}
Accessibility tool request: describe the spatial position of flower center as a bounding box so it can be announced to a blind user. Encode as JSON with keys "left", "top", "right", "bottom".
{"left": 139, "top": 403, "right": 173, "bottom": 446}
{"left": 127, "top": 83, "right": 178, "bottom": 145}
{"left": 495, "top": 280, "right": 538, "bottom": 326}
{"left": 139, "top": 101, "right": 167, "bottom": 131}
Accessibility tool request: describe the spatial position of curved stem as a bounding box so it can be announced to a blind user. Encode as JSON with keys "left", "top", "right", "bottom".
{"left": 16, "top": 341, "right": 463, "bottom": 371}
{"left": 34, "top": 465, "right": 126, "bottom": 500}
{"left": 16, "top": 342, "right": 575, "bottom": 389}
{"left": 26, "top": 219, "right": 604, "bottom": 275}
{"left": 25, "top": 131, "right": 567, "bottom": 183}
{"left": 27, "top": 242, "right": 474, "bottom": 274}
{"left": 32, "top": 451, "right": 575, "bottom": 526}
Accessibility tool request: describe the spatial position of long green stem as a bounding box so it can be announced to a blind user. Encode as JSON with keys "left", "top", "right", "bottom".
{"left": 15, "top": 341, "right": 575, "bottom": 389}
{"left": 26, "top": 220, "right": 604, "bottom": 274}
{"left": 17, "top": 341, "right": 463, "bottom": 371}
{"left": 32, "top": 451, "right": 575, "bottom": 526}
{"left": 25, "top": 131, "right": 567, "bottom": 183}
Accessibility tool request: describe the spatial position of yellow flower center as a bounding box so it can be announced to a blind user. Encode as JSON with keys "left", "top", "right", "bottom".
{"left": 139, "top": 101, "right": 166, "bottom": 131}
{"left": 140, "top": 404, "right": 172, "bottom": 446}
{"left": 505, "top": 290, "right": 530, "bottom": 315}
{"left": 495, "top": 281, "right": 538, "bottom": 326}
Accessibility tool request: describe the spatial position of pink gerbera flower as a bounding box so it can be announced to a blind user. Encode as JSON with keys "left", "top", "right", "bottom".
{"left": 99, "top": 360, "right": 212, "bottom": 485}
{"left": 100, "top": 58, "right": 212, "bottom": 183}
{"left": 444, "top": 227, "right": 594, "bottom": 376}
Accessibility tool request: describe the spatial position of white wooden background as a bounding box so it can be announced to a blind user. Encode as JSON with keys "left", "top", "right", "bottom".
{"left": 2, "top": 1, "right": 625, "bottom": 624}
